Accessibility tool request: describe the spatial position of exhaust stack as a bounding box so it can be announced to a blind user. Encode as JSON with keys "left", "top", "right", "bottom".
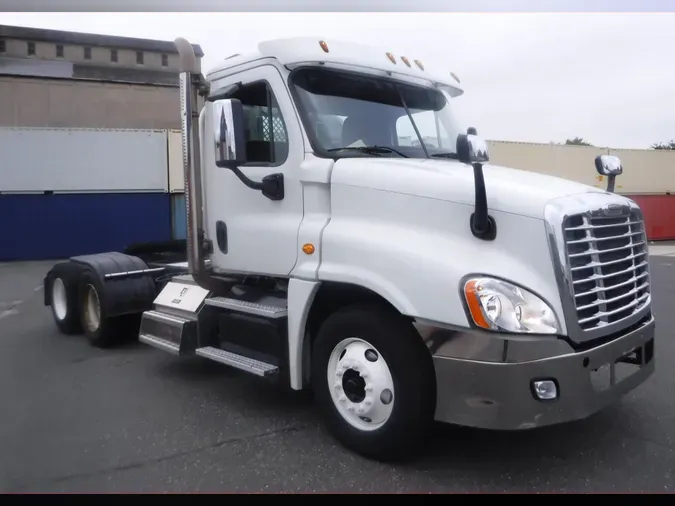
{"left": 174, "top": 37, "right": 215, "bottom": 291}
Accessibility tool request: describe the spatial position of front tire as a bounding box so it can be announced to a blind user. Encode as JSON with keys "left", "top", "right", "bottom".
{"left": 311, "top": 304, "right": 437, "bottom": 462}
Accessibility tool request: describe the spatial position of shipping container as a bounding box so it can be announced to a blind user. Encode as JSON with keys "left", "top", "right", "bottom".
{"left": 625, "top": 194, "right": 675, "bottom": 241}
{"left": 0, "top": 127, "right": 169, "bottom": 193}
{"left": 0, "top": 192, "right": 172, "bottom": 261}
{"left": 171, "top": 192, "right": 187, "bottom": 240}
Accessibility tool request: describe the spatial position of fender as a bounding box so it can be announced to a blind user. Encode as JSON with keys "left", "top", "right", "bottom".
{"left": 317, "top": 186, "right": 566, "bottom": 334}
{"left": 69, "top": 252, "right": 160, "bottom": 318}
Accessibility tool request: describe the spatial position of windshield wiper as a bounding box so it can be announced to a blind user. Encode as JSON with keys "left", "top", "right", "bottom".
{"left": 431, "top": 152, "right": 459, "bottom": 160}
{"left": 327, "top": 146, "right": 409, "bottom": 158}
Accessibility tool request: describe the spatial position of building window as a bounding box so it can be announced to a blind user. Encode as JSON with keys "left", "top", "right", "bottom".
{"left": 27, "top": 41, "right": 36, "bottom": 55}
{"left": 84, "top": 46, "right": 92, "bottom": 60}
{"left": 110, "top": 49, "right": 118, "bottom": 62}
{"left": 0, "top": 39, "right": 5, "bottom": 53}
{"left": 136, "top": 51, "right": 143, "bottom": 64}
{"left": 161, "top": 53, "right": 168, "bottom": 67}
{"left": 56, "top": 44, "right": 64, "bottom": 58}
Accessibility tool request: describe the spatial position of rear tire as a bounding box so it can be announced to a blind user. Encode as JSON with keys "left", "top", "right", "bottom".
{"left": 78, "top": 270, "right": 129, "bottom": 348}
{"left": 311, "top": 304, "right": 437, "bottom": 462}
{"left": 47, "top": 263, "right": 84, "bottom": 335}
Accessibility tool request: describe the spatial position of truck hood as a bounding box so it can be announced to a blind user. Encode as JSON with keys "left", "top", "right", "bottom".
{"left": 331, "top": 157, "right": 607, "bottom": 219}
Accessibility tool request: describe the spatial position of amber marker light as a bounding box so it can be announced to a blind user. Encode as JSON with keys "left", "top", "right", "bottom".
{"left": 463, "top": 279, "right": 491, "bottom": 329}
{"left": 302, "top": 243, "right": 316, "bottom": 255}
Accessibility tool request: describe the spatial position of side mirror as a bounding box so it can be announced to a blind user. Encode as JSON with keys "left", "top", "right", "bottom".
{"left": 457, "top": 133, "right": 490, "bottom": 165}
{"left": 213, "top": 99, "right": 247, "bottom": 169}
{"left": 456, "top": 131, "right": 496, "bottom": 241}
{"left": 594, "top": 154, "right": 623, "bottom": 176}
{"left": 594, "top": 154, "right": 622, "bottom": 193}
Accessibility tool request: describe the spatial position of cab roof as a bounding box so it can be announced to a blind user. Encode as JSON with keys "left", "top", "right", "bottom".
{"left": 206, "top": 37, "right": 464, "bottom": 97}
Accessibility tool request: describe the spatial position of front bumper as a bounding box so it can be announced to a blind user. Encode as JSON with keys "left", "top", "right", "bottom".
{"left": 432, "top": 316, "right": 655, "bottom": 430}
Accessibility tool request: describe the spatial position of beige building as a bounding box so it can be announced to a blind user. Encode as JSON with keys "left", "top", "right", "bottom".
{"left": 486, "top": 140, "right": 675, "bottom": 195}
{"left": 0, "top": 24, "right": 204, "bottom": 129}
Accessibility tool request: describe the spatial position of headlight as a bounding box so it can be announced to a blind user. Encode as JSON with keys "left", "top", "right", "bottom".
{"left": 463, "top": 277, "right": 560, "bottom": 334}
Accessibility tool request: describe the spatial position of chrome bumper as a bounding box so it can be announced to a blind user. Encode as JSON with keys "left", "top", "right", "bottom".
{"left": 431, "top": 316, "right": 655, "bottom": 430}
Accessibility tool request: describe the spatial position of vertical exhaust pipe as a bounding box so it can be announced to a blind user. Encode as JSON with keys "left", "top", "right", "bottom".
{"left": 174, "top": 37, "right": 216, "bottom": 291}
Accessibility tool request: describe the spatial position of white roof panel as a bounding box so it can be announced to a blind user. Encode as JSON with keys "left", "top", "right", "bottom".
{"left": 208, "top": 37, "right": 463, "bottom": 96}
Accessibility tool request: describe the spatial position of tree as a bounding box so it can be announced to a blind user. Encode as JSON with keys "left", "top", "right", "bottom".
{"left": 565, "top": 137, "right": 593, "bottom": 146}
{"left": 651, "top": 140, "right": 675, "bottom": 150}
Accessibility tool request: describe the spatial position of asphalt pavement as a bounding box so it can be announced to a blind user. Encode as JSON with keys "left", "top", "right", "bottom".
{"left": 1, "top": 255, "right": 674, "bottom": 493}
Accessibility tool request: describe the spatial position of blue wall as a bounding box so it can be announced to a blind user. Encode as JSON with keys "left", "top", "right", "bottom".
{"left": 0, "top": 192, "right": 172, "bottom": 261}
{"left": 171, "top": 193, "right": 187, "bottom": 241}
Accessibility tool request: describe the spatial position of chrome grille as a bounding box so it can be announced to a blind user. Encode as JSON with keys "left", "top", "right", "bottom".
{"left": 563, "top": 209, "right": 650, "bottom": 331}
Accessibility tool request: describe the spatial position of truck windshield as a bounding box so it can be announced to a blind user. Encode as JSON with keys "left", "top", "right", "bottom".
{"left": 291, "top": 67, "right": 464, "bottom": 159}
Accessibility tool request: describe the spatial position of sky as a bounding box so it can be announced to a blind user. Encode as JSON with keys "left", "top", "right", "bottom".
{"left": 2, "top": 12, "right": 674, "bottom": 149}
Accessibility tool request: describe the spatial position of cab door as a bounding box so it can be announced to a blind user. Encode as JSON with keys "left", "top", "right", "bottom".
{"left": 202, "top": 64, "right": 305, "bottom": 277}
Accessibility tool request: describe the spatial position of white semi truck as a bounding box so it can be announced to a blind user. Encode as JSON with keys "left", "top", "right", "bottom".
{"left": 43, "top": 37, "right": 655, "bottom": 461}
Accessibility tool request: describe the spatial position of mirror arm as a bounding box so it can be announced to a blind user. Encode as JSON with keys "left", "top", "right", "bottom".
{"left": 606, "top": 174, "right": 616, "bottom": 193}
{"left": 230, "top": 166, "right": 264, "bottom": 191}
{"left": 228, "top": 166, "right": 285, "bottom": 201}
{"left": 470, "top": 162, "right": 497, "bottom": 241}
{"left": 471, "top": 163, "right": 488, "bottom": 232}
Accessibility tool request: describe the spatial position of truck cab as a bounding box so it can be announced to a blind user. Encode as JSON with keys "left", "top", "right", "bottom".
{"left": 43, "top": 37, "right": 655, "bottom": 462}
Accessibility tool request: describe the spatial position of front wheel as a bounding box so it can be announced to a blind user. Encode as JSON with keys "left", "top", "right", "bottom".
{"left": 311, "top": 304, "right": 437, "bottom": 462}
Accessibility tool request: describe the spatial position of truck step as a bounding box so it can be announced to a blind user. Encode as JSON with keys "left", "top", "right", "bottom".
{"left": 204, "top": 297, "right": 287, "bottom": 319}
{"left": 139, "top": 333, "right": 181, "bottom": 355}
{"left": 138, "top": 310, "right": 196, "bottom": 355}
{"left": 195, "top": 346, "right": 279, "bottom": 377}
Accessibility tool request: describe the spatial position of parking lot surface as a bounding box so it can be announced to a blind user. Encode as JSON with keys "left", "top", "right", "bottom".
{"left": 1, "top": 255, "right": 674, "bottom": 493}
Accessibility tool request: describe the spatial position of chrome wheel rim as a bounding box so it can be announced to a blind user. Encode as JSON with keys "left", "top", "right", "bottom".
{"left": 326, "top": 338, "right": 395, "bottom": 432}
{"left": 83, "top": 284, "right": 101, "bottom": 333}
{"left": 52, "top": 278, "right": 68, "bottom": 321}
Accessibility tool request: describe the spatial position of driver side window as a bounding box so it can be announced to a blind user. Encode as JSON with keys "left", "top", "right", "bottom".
{"left": 229, "top": 80, "right": 289, "bottom": 166}
{"left": 396, "top": 111, "right": 451, "bottom": 149}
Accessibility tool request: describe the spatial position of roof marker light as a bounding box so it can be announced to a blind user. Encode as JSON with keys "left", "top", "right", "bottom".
{"left": 319, "top": 40, "right": 329, "bottom": 53}
{"left": 450, "top": 71, "right": 461, "bottom": 83}
{"left": 400, "top": 56, "right": 411, "bottom": 67}
{"left": 386, "top": 52, "right": 396, "bottom": 64}
{"left": 414, "top": 59, "right": 424, "bottom": 71}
